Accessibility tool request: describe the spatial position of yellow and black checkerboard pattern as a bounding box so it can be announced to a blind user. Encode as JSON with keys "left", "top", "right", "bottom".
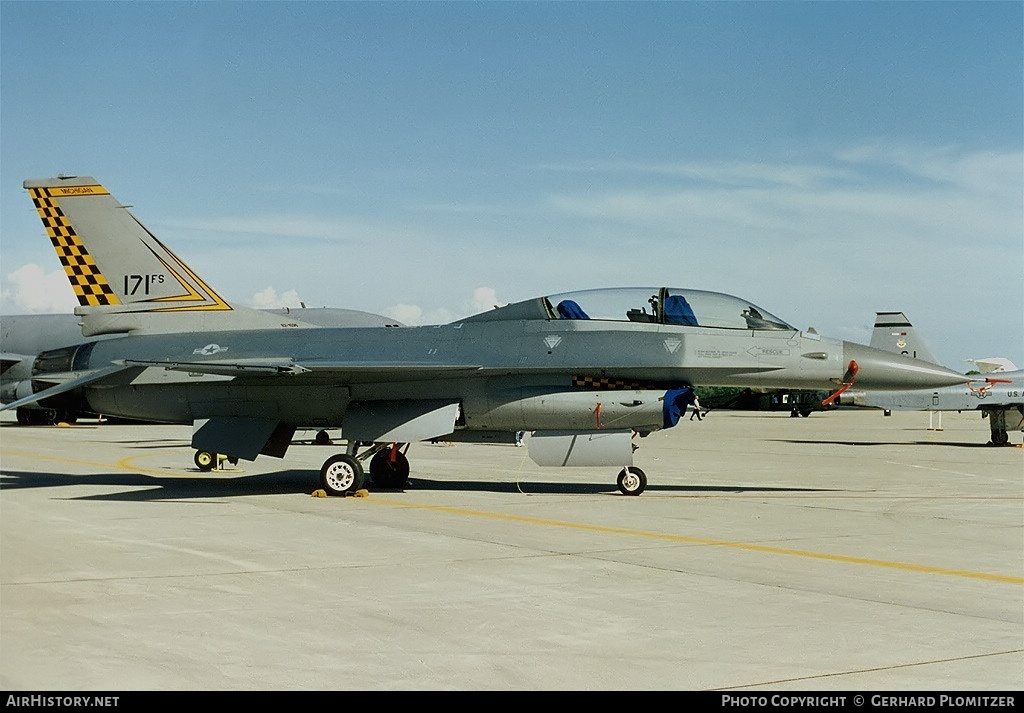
{"left": 29, "top": 187, "right": 120, "bottom": 307}
{"left": 572, "top": 375, "right": 643, "bottom": 390}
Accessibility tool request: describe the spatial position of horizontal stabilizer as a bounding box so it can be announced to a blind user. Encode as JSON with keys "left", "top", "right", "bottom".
{"left": 1, "top": 353, "right": 26, "bottom": 373}
{"left": 0, "top": 364, "right": 131, "bottom": 412}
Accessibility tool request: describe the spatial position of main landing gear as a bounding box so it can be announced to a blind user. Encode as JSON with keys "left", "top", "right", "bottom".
{"left": 988, "top": 420, "right": 1010, "bottom": 447}
{"left": 196, "top": 437, "right": 649, "bottom": 496}
{"left": 318, "top": 442, "right": 411, "bottom": 496}
{"left": 317, "top": 441, "right": 647, "bottom": 496}
{"left": 16, "top": 407, "right": 78, "bottom": 425}
{"left": 986, "top": 409, "right": 1015, "bottom": 447}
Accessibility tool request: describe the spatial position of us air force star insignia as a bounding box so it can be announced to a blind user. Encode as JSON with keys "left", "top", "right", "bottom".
{"left": 193, "top": 344, "right": 228, "bottom": 356}
{"left": 663, "top": 338, "right": 681, "bottom": 354}
{"left": 544, "top": 336, "right": 562, "bottom": 349}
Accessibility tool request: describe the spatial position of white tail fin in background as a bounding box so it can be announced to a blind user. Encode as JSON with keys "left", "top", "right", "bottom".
{"left": 965, "top": 357, "right": 1018, "bottom": 373}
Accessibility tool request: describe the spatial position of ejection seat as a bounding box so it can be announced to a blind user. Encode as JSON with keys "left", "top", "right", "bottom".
{"left": 556, "top": 300, "right": 589, "bottom": 319}
{"left": 662, "top": 294, "right": 698, "bottom": 326}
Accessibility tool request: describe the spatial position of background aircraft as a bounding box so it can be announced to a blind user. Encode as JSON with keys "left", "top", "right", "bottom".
{"left": 2, "top": 313, "right": 98, "bottom": 424}
{"left": 2, "top": 176, "right": 974, "bottom": 496}
{"left": 698, "top": 386, "right": 836, "bottom": 418}
{"left": 844, "top": 312, "right": 1023, "bottom": 446}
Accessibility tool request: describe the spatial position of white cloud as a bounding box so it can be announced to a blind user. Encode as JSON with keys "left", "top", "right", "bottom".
{"left": 384, "top": 303, "right": 456, "bottom": 326}
{"left": 386, "top": 303, "right": 424, "bottom": 324}
{"left": 248, "top": 286, "right": 304, "bottom": 308}
{"left": 384, "top": 287, "right": 504, "bottom": 326}
{"left": 0, "top": 264, "right": 78, "bottom": 314}
{"left": 467, "top": 286, "right": 500, "bottom": 313}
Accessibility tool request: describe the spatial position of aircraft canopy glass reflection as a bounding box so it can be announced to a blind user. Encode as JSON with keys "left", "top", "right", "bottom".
{"left": 463, "top": 287, "right": 794, "bottom": 331}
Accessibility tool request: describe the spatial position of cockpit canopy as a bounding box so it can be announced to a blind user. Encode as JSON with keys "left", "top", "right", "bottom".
{"left": 460, "top": 287, "right": 794, "bottom": 331}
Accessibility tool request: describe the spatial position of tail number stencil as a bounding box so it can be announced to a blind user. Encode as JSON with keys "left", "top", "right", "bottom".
{"left": 123, "top": 274, "right": 166, "bottom": 296}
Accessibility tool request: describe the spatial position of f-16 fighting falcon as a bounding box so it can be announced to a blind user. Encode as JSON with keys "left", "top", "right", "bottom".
{"left": 2, "top": 176, "right": 974, "bottom": 495}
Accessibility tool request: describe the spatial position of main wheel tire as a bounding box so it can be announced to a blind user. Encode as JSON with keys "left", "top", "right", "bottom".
{"left": 17, "top": 408, "right": 54, "bottom": 426}
{"left": 194, "top": 450, "right": 216, "bottom": 471}
{"left": 617, "top": 466, "right": 647, "bottom": 496}
{"left": 320, "top": 454, "right": 365, "bottom": 496}
{"left": 369, "top": 450, "right": 410, "bottom": 489}
{"left": 991, "top": 429, "right": 1009, "bottom": 446}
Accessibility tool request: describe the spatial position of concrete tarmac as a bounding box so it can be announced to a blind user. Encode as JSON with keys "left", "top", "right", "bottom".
{"left": 1, "top": 408, "right": 1021, "bottom": 691}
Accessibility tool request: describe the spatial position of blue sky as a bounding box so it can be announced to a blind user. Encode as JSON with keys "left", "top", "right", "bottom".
{"left": 1, "top": 1, "right": 1021, "bottom": 370}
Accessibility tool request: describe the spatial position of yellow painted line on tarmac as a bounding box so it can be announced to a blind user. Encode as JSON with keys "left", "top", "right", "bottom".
{"left": 5, "top": 448, "right": 1020, "bottom": 585}
{"left": 114, "top": 453, "right": 205, "bottom": 477}
{"left": 3, "top": 449, "right": 193, "bottom": 478}
{"left": 364, "top": 496, "right": 1024, "bottom": 585}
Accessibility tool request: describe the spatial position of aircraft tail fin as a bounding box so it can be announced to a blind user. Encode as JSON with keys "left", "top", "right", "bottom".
{"left": 24, "top": 176, "right": 314, "bottom": 336}
{"left": 965, "top": 357, "right": 1018, "bottom": 373}
{"left": 869, "top": 312, "right": 942, "bottom": 366}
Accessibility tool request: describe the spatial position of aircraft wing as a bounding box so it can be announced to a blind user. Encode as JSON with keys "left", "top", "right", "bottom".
{"left": 125, "top": 358, "right": 793, "bottom": 385}
{"left": 121, "top": 358, "right": 484, "bottom": 380}
{"left": 121, "top": 358, "right": 313, "bottom": 376}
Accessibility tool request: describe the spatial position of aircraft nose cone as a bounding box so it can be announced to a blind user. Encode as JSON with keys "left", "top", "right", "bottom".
{"left": 842, "top": 341, "right": 967, "bottom": 390}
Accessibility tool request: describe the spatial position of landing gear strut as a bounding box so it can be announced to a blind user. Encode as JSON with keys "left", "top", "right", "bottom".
{"left": 988, "top": 410, "right": 1011, "bottom": 447}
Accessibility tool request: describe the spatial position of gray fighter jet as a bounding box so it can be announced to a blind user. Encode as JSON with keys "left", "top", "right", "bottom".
{"left": 1, "top": 176, "right": 975, "bottom": 495}
{"left": 846, "top": 312, "right": 1023, "bottom": 446}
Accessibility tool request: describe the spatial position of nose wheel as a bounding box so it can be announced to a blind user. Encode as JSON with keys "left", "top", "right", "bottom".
{"left": 617, "top": 466, "right": 647, "bottom": 496}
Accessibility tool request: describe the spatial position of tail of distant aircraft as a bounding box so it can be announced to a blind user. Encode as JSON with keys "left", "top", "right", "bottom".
{"left": 965, "top": 357, "right": 1018, "bottom": 373}
{"left": 869, "top": 312, "right": 942, "bottom": 365}
{"left": 24, "top": 176, "right": 317, "bottom": 336}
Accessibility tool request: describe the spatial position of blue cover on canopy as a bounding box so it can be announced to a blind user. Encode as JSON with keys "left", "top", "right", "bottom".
{"left": 556, "top": 300, "right": 589, "bottom": 319}
{"left": 663, "top": 294, "right": 698, "bottom": 326}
